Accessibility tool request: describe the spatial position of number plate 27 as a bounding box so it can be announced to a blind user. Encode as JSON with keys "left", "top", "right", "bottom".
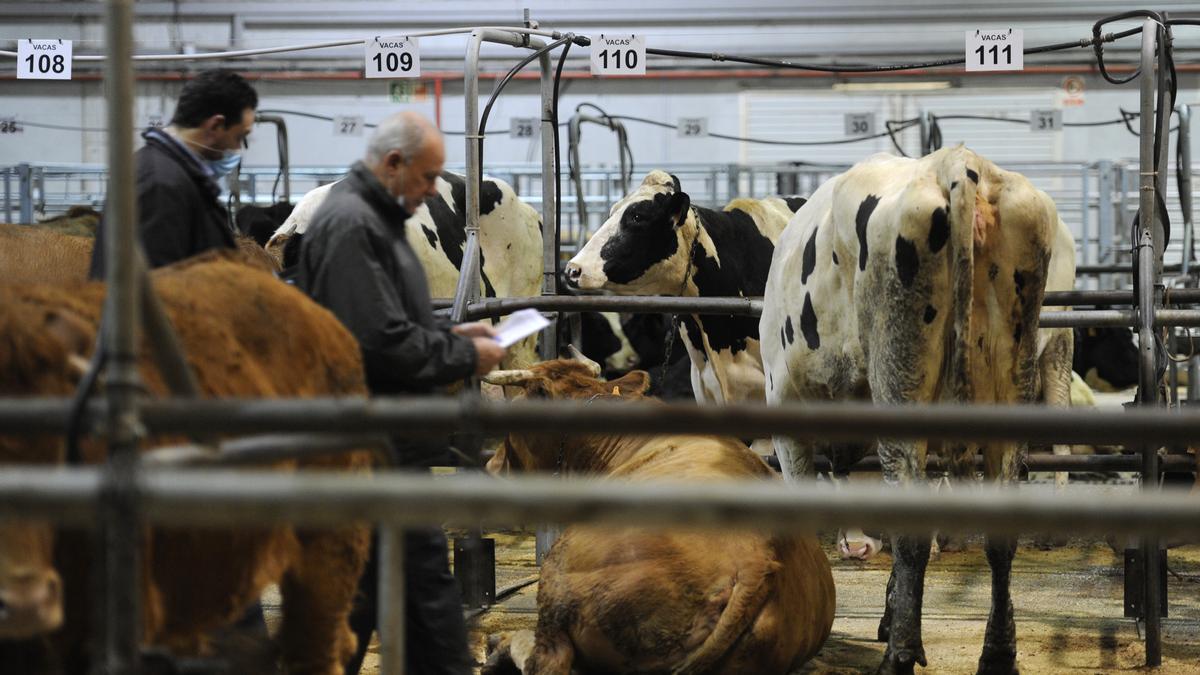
{"left": 365, "top": 37, "right": 420, "bottom": 79}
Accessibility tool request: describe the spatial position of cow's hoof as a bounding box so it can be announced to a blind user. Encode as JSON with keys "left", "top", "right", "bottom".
{"left": 874, "top": 647, "right": 927, "bottom": 675}
{"left": 976, "top": 646, "right": 1018, "bottom": 675}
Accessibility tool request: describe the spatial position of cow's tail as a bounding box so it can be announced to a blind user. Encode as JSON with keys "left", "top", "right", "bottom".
{"left": 941, "top": 148, "right": 978, "bottom": 405}
{"left": 672, "top": 558, "right": 778, "bottom": 675}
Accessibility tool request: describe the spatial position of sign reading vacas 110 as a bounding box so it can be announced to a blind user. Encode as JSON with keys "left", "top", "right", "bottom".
{"left": 591, "top": 35, "right": 646, "bottom": 76}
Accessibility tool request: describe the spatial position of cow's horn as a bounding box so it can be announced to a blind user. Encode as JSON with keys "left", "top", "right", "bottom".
{"left": 483, "top": 369, "right": 537, "bottom": 386}
{"left": 566, "top": 344, "right": 602, "bottom": 377}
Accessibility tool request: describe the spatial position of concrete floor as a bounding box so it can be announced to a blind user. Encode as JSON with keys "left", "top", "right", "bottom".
{"left": 460, "top": 533, "right": 1200, "bottom": 674}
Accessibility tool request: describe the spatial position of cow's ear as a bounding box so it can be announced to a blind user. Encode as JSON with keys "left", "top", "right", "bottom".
{"left": 610, "top": 370, "right": 651, "bottom": 397}
{"left": 44, "top": 309, "right": 95, "bottom": 384}
{"left": 669, "top": 190, "right": 691, "bottom": 229}
{"left": 669, "top": 173, "right": 682, "bottom": 194}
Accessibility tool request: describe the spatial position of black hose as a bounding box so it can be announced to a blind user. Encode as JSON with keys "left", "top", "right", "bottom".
{"left": 554, "top": 40, "right": 573, "bottom": 291}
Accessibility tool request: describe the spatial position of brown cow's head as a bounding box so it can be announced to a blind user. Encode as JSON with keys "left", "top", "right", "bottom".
{"left": 483, "top": 358, "right": 650, "bottom": 476}
{"left": 0, "top": 291, "right": 94, "bottom": 638}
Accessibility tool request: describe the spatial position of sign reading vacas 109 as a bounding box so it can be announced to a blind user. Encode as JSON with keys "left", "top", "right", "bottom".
{"left": 365, "top": 36, "right": 420, "bottom": 79}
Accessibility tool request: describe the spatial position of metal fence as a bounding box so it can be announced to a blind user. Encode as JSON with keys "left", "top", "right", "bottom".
{"left": 0, "top": 11, "right": 1191, "bottom": 674}
{"left": 6, "top": 159, "right": 1196, "bottom": 281}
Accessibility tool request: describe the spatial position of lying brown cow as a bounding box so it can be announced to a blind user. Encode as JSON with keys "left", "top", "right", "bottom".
{"left": 483, "top": 360, "right": 835, "bottom": 675}
{"left": 0, "top": 221, "right": 279, "bottom": 286}
{"left": 0, "top": 250, "right": 369, "bottom": 674}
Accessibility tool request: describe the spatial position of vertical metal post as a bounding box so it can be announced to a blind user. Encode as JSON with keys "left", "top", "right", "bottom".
{"left": 451, "top": 30, "right": 487, "bottom": 324}
{"left": 1178, "top": 105, "right": 1193, "bottom": 276}
{"left": 100, "top": 1, "right": 143, "bottom": 673}
{"left": 3, "top": 168, "right": 11, "bottom": 222}
{"left": 1097, "top": 160, "right": 1115, "bottom": 289}
{"left": 1081, "top": 164, "right": 1092, "bottom": 275}
{"left": 538, "top": 41, "right": 558, "bottom": 361}
{"left": 1136, "top": 17, "right": 1163, "bottom": 667}
{"left": 378, "top": 526, "right": 406, "bottom": 675}
{"left": 17, "top": 162, "right": 33, "bottom": 223}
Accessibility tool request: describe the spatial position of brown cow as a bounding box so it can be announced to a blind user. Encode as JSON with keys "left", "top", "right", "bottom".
{"left": 0, "top": 250, "right": 369, "bottom": 674}
{"left": 0, "top": 221, "right": 279, "bottom": 287}
{"left": 483, "top": 360, "right": 835, "bottom": 675}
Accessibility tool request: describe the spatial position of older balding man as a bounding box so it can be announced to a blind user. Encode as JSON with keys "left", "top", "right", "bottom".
{"left": 296, "top": 112, "right": 502, "bottom": 675}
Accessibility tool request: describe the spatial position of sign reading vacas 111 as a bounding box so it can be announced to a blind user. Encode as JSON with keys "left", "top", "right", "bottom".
{"left": 965, "top": 29, "right": 1023, "bottom": 72}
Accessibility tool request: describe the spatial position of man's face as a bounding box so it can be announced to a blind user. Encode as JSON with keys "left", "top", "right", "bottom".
{"left": 197, "top": 107, "right": 254, "bottom": 159}
{"left": 387, "top": 136, "right": 445, "bottom": 212}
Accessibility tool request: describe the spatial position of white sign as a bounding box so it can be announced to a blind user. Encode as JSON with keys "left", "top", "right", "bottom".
{"left": 966, "top": 29, "right": 1023, "bottom": 72}
{"left": 590, "top": 34, "right": 646, "bottom": 76}
{"left": 0, "top": 118, "right": 22, "bottom": 135}
{"left": 365, "top": 36, "right": 420, "bottom": 79}
{"left": 147, "top": 114, "right": 165, "bottom": 129}
{"left": 677, "top": 117, "right": 707, "bottom": 138}
{"left": 1030, "top": 110, "right": 1062, "bottom": 132}
{"left": 510, "top": 117, "right": 538, "bottom": 139}
{"left": 17, "top": 39, "right": 72, "bottom": 80}
{"left": 333, "top": 115, "right": 365, "bottom": 137}
{"left": 844, "top": 112, "right": 876, "bottom": 137}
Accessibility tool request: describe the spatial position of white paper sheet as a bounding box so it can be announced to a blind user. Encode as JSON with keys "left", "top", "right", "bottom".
{"left": 492, "top": 308, "right": 549, "bottom": 348}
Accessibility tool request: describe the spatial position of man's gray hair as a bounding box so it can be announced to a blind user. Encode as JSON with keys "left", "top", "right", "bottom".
{"left": 365, "top": 112, "right": 428, "bottom": 164}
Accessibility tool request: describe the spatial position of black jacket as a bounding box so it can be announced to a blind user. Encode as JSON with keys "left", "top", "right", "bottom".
{"left": 295, "top": 161, "right": 477, "bottom": 396}
{"left": 89, "top": 129, "right": 235, "bottom": 278}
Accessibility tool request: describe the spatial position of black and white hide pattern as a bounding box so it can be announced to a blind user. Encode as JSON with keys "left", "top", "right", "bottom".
{"left": 572, "top": 312, "right": 695, "bottom": 400}
{"left": 761, "top": 147, "right": 1056, "bottom": 674}
{"left": 235, "top": 201, "right": 296, "bottom": 247}
{"left": 564, "top": 169, "right": 799, "bottom": 405}
{"left": 1072, "top": 319, "right": 1140, "bottom": 392}
{"left": 265, "top": 172, "right": 543, "bottom": 368}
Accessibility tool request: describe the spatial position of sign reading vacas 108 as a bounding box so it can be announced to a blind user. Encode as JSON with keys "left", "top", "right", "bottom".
{"left": 17, "top": 39, "right": 72, "bottom": 80}
{"left": 591, "top": 35, "right": 646, "bottom": 76}
{"left": 965, "top": 29, "right": 1023, "bottom": 72}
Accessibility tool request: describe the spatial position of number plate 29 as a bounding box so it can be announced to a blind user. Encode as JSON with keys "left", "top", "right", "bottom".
{"left": 365, "top": 37, "right": 420, "bottom": 79}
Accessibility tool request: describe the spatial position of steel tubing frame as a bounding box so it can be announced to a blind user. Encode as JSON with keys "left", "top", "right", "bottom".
{"left": 0, "top": 468, "right": 1199, "bottom": 542}
{"left": 6, "top": 397, "right": 1200, "bottom": 448}
{"left": 1135, "top": 18, "right": 1166, "bottom": 665}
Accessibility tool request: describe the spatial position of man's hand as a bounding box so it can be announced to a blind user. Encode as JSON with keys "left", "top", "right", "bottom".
{"left": 471, "top": 337, "right": 506, "bottom": 376}
{"left": 452, "top": 322, "right": 497, "bottom": 339}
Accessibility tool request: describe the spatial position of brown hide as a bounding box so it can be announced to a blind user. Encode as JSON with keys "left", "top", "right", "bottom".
{"left": 488, "top": 361, "right": 835, "bottom": 675}
{"left": 0, "top": 224, "right": 95, "bottom": 286}
{"left": 0, "top": 251, "right": 368, "bottom": 673}
{"left": 0, "top": 222, "right": 280, "bottom": 288}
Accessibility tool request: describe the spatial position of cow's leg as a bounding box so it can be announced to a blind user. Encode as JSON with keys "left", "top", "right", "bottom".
{"left": 977, "top": 442, "right": 1021, "bottom": 675}
{"left": 278, "top": 525, "right": 370, "bottom": 675}
{"left": 876, "top": 440, "right": 930, "bottom": 675}
{"left": 978, "top": 533, "right": 1018, "bottom": 674}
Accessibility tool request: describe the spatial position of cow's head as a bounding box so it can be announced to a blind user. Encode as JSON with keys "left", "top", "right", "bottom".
{"left": 564, "top": 170, "right": 693, "bottom": 294}
{"left": 482, "top": 357, "right": 650, "bottom": 475}
{"left": 0, "top": 296, "right": 92, "bottom": 638}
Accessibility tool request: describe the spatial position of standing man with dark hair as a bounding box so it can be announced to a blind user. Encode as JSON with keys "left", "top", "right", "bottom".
{"left": 89, "top": 68, "right": 258, "bottom": 277}
{"left": 296, "top": 110, "right": 505, "bottom": 675}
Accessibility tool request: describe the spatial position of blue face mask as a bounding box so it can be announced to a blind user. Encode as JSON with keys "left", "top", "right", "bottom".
{"left": 207, "top": 151, "right": 241, "bottom": 178}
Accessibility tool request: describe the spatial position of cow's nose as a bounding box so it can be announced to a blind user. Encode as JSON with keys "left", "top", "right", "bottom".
{"left": 0, "top": 569, "right": 63, "bottom": 638}
{"left": 563, "top": 264, "right": 582, "bottom": 285}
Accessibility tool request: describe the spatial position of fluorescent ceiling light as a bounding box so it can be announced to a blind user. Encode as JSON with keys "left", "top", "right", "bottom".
{"left": 832, "top": 81, "right": 953, "bottom": 92}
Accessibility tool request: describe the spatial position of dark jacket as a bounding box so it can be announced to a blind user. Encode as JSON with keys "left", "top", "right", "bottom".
{"left": 89, "top": 128, "right": 235, "bottom": 278}
{"left": 295, "top": 162, "right": 477, "bottom": 394}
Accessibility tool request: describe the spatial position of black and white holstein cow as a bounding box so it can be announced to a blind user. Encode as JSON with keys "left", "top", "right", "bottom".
{"left": 266, "top": 171, "right": 543, "bottom": 368}
{"left": 761, "top": 146, "right": 1057, "bottom": 674}
{"left": 564, "top": 170, "right": 802, "bottom": 405}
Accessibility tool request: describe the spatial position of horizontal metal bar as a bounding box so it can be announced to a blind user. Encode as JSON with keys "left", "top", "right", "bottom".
{"left": 0, "top": 468, "right": 1198, "bottom": 540}
{"left": 1076, "top": 263, "right": 1185, "bottom": 275}
{"left": 143, "top": 433, "right": 390, "bottom": 467}
{"left": 434, "top": 296, "right": 1200, "bottom": 328}
{"left": 802, "top": 453, "right": 1196, "bottom": 474}
{"left": 433, "top": 295, "right": 763, "bottom": 319}
{"left": 4, "top": 397, "right": 1200, "bottom": 447}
